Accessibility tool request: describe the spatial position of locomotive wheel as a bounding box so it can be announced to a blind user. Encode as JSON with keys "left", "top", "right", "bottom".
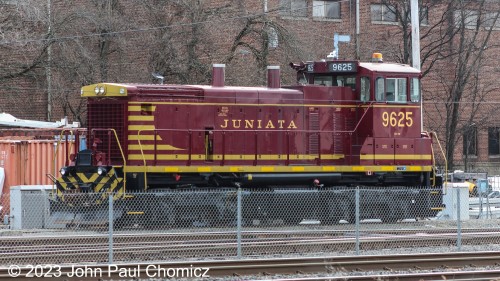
{"left": 322, "top": 199, "right": 355, "bottom": 224}
{"left": 193, "top": 206, "right": 219, "bottom": 227}
{"left": 338, "top": 200, "right": 355, "bottom": 224}
{"left": 381, "top": 213, "right": 398, "bottom": 223}
{"left": 322, "top": 201, "right": 342, "bottom": 225}
{"left": 145, "top": 199, "right": 176, "bottom": 227}
{"left": 221, "top": 199, "right": 238, "bottom": 226}
{"left": 159, "top": 201, "right": 177, "bottom": 226}
{"left": 381, "top": 210, "right": 398, "bottom": 223}
{"left": 380, "top": 199, "right": 409, "bottom": 223}
{"left": 283, "top": 217, "right": 303, "bottom": 226}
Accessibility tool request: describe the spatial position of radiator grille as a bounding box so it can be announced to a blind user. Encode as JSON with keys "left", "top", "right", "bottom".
{"left": 87, "top": 101, "right": 126, "bottom": 165}
{"left": 333, "top": 112, "right": 344, "bottom": 154}
{"left": 308, "top": 112, "right": 319, "bottom": 154}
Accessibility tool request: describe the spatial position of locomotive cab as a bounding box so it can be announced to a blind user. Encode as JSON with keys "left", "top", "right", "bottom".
{"left": 288, "top": 54, "right": 431, "bottom": 183}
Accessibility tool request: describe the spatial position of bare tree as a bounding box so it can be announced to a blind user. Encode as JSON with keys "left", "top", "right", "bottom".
{"left": 427, "top": 0, "right": 500, "bottom": 170}
{"left": 374, "top": 0, "right": 500, "bottom": 170}
{"left": 223, "top": 11, "right": 301, "bottom": 85}
{"left": 142, "top": 0, "right": 232, "bottom": 85}
{"left": 140, "top": 1, "right": 302, "bottom": 87}
{"left": 0, "top": 2, "right": 51, "bottom": 118}
{"left": 376, "top": 0, "right": 459, "bottom": 77}
{"left": 46, "top": 0, "right": 131, "bottom": 125}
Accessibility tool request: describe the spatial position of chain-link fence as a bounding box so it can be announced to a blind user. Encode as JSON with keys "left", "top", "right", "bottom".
{"left": 2, "top": 186, "right": 500, "bottom": 266}
{"left": 0, "top": 192, "right": 7, "bottom": 224}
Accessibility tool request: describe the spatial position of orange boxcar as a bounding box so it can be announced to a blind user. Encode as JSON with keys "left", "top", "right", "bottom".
{"left": 0, "top": 140, "right": 70, "bottom": 216}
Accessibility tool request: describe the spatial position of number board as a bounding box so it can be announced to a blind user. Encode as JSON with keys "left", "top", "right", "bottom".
{"left": 328, "top": 62, "right": 357, "bottom": 72}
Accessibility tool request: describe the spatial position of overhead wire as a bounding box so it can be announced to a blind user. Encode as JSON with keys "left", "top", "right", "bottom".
{"left": 0, "top": 0, "right": 354, "bottom": 46}
{"left": 0, "top": 0, "right": 354, "bottom": 86}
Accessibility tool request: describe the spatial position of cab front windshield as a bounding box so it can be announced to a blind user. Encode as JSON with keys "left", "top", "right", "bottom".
{"left": 313, "top": 75, "right": 356, "bottom": 90}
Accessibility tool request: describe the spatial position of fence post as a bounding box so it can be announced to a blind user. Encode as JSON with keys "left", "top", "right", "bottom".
{"left": 355, "top": 187, "right": 360, "bottom": 255}
{"left": 109, "top": 193, "right": 114, "bottom": 264}
{"left": 237, "top": 187, "right": 242, "bottom": 258}
{"left": 456, "top": 188, "right": 462, "bottom": 251}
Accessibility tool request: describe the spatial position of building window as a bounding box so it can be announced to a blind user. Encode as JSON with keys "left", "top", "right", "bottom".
{"left": 268, "top": 27, "right": 278, "bottom": 48}
{"left": 454, "top": 10, "right": 478, "bottom": 29}
{"left": 280, "top": 0, "right": 307, "bottom": 17}
{"left": 488, "top": 127, "right": 500, "bottom": 155}
{"left": 419, "top": 6, "right": 429, "bottom": 25}
{"left": 0, "top": 0, "right": 18, "bottom": 4}
{"left": 406, "top": 6, "right": 429, "bottom": 25}
{"left": 371, "top": 4, "right": 397, "bottom": 23}
{"left": 463, "top": 126, "right": 478, "bottom": 156}
{"left": 313, "top": 1, "right": 341, "bottom": 19}
{"left": 484, "top": 12, "right": 500, "bottom": 29}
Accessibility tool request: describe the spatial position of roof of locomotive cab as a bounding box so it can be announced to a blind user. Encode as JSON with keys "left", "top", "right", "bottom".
{"left": 359, "top": 62, "right": 420, "bottom": 74}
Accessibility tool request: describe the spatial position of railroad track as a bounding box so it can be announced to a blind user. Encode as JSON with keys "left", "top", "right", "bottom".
{"left": 2, "top": 229, "right": 500, "bottom": 265}
{"left": 256, "top": 270, "right": 500, "bottom": 281}
{"left": 1, "top": 251, "right": 500, "bottom": 280}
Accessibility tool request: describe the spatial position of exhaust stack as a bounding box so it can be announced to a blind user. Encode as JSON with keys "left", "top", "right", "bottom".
{"left": 212, "top": 64, "right": 225, "bottom": 87}
{"left": 267, "top": 66, "right": 280, "bottom": 88}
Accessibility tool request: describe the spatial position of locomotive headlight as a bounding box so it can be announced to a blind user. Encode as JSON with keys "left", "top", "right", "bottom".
{"left": 97, "top": 166, "right": 107, "bottom": 176}
{"left": 94, "top": 86, "right": 100, "bottom": 95}
{"left": 60, "top": 167, "right": 68, "bottom": 176}
{"left": 99, "top": 86, "right": 105, "bottom": 95}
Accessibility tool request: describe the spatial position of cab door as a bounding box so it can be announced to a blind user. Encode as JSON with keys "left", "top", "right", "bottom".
{"left": 205, "top": 127, "right": 214, "bottom": 162}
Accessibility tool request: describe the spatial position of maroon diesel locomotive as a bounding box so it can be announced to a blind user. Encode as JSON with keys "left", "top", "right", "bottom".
{"left": 53, "top": 53, "right": 443, "bottom": 224}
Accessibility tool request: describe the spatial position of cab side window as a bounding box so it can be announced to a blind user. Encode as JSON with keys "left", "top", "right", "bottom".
{"left": 339, "top": 76, "right": 356, "bottom": 91}
{"left": 375, "top": 77, "right": 385, "bottom": 101}
{"left": 386, "top": 78, "right": 407, "bottom": 102}
{"left": 360, "top": 77, "right": 370, "bottom": 101}
{"left": 410, "top": 78, "right": 420, "bottom": 102}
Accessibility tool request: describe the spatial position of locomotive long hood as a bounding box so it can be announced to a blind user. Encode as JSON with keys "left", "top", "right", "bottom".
{"left": 81, "top": 83, "right": 305, "bottom": 100}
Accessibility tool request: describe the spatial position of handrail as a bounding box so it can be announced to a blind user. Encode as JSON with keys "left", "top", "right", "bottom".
{"left": 350, "top": 102, "right": 374, "bottom": 133}
{"left": 429, "top": 131, "right": 448, "bottom": 194}
{"left": 135, "top": 126, "right": 365, "bottom": 170}
{"left": 133, "top": 107, "right": 436, "bottom": 172}
{"left": 91, "top": 128, "right": 126, "bottom": 165}
{"left": 91, "top": 128, "right": 127, "bottom": 194}
{"left": 52, "top": 129, "right": 76, "bottom": 197}
{"left": 137, "top": 129, "right": 149, "bottom": 190}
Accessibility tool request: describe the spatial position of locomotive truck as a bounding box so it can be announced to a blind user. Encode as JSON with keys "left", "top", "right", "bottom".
{"left": 51, "top": 53, "right": 444, "bottom": 226}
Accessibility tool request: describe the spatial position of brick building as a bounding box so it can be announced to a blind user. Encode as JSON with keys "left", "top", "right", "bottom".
{"left": 0, "top": 0, "right": 499, "bottom": 172}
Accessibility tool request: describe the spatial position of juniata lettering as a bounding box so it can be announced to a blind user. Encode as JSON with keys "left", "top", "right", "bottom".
{"left": 220, "top": 119, "right": 298, "bottom": 129}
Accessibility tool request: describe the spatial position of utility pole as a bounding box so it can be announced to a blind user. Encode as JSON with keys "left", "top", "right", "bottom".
{"left": 410, "top": 0, "right": 422, "bottom": 131}
{"left": 46, "top": 0, "right": 52, "bottom": 121}
{"left": 410, "top": 0, "right": 421, "bottom": 70}
{"left": 355, "top": 0, "right": 360, "bottom": 60}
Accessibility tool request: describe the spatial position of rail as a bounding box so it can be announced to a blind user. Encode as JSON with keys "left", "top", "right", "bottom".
{"left": 1, "top": 251, "right": 500, "bottom": 280}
